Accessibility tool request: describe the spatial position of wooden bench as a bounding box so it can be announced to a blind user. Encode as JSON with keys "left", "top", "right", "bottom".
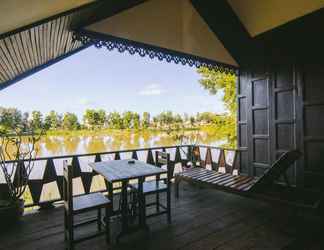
{"left": 175, "top": 149, "right": 324, "bottom": 211}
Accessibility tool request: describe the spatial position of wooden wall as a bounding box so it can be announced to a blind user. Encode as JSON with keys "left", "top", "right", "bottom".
{"left": 238, "top": 63, "right": 324, "bottom": 190}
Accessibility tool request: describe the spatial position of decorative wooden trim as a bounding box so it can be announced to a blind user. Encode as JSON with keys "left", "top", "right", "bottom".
{"left": 73, "top": 29, "right": 238, "bottom": 75}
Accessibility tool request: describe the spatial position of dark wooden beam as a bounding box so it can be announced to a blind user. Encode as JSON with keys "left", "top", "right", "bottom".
{"left": 191, "top": 0, "right": 262, "bottom": 67}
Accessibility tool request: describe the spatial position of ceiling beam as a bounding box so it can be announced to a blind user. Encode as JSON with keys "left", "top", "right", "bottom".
{"left": 191, "top": 0, "right": 263, "bottom": 67}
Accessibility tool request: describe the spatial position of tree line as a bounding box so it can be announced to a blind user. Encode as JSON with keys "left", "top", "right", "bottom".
{"left": 0, "top": 107, "right": 230, "bottom": 132}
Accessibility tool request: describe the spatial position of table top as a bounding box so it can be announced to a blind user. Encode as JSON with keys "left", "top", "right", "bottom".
{"left": 89, "top": 159, "right": 167, "bottom": 182}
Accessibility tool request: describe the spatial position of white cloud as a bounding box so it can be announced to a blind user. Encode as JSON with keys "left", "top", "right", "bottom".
{"left": 138, "top": 84, "right": 166, "bottom": 96}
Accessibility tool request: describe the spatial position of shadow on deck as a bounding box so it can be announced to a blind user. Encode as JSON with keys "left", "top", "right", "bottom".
{"left": 1, "top": 183, "right": 323, "bottom": 250}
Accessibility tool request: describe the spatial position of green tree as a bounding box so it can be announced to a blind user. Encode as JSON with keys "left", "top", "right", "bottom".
{"left": 122, "top": 111, "right": 133, "bottom": 129}
{"left": 44, "top": 111, "right": 62, "bottom": 130}
{"left": 190, "top": 116, "right": 195, "bottom": 126}
{"left": 197, "top": 67, "right": 237, "bottom": 147}
{"left": 0, "top": 107, "right": 22, "bottom": 131}
{"left": 197, "top": 68, "right": 237, "bottom": 114}
{"left": 142, "top": 112, "right": 150, "bottom": 129}
{"left": 133, "top": 112, "right": 140, "bottom": 129}
{"left": 31, "top": 111, "right": 43, "bottom": 130}
{"left": 83, "top": 109, "right": 106, "bottom": 129}
{"left": 155, "top": 111, "right": 174, "bottom": 126}
{"left": 62, "top": 113, "right": 79, "bottom": 130}
{"left": 107, "top": 112, "right": 123, "bottom": 129}
{"left": 83, "top": 109, "right": 96, "bottom": 129}
{"left": 97, "top": 109, "right": 106, "bottom": 128}
{"left": 21, "top": 112, "right": 29, "bottom": 131}
{"left": 174, "top": 114, "right": 183, "bottom": 124}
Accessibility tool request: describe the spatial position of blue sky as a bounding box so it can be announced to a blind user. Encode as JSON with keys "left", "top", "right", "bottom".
{"left": 0, "top": 46, "right": 225, "bottom": 119}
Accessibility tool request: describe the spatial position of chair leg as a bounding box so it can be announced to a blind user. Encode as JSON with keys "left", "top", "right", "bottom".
{"left": 175, "top": 177, "right": 180, "bottom": 199}
{"left": 156, "top": 192, "right": 160, "bottom": 212}
{"left": 97, "top": 208, "right": 102, "bottom": 231}
{"left": 68, "top": 216, "right": 74, "bottom": 250}
{"left": 167, "top": 187, "right": 171, "bottom": 224}
{"left": 64, "top": 210, "right": 68, "bottom": 240}
{"left": 105, "top": 206, "right": 110, "bottom": 243}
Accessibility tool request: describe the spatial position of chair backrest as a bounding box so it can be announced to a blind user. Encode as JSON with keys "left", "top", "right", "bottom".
{"left": 155, "top": 151, "right": 172, "bottom": 180}
{"left": 251, "top": 150, "right": 302, "bottom": 192}
{"left": 63, "top": 160, "right": 73, "bottom": 212}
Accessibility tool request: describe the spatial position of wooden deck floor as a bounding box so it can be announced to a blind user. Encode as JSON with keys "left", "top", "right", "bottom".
{"left": 1, "top": 183, "right": 323, "bottom": 250}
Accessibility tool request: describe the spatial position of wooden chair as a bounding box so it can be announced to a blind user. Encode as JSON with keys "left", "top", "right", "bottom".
{"left": 174, "top": 150, "right": 323, "bottom": 210}
{"left": 63, "top": 161, "right": 111, "bottom": 250}
{"left": 129, "top": 151, "right": 172, "bottom": 223}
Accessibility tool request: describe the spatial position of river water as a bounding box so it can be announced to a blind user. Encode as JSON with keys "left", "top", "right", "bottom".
{"left": 37, "top": 129, "right": 228, "bottom": 157}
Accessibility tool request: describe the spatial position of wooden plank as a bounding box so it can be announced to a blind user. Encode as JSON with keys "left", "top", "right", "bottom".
{"left": 45, "top": 22, "right": 51, "bottom": 60}
{"left": 34, "top": 25, "right": 43, "bottom": 67}
{"left": 20, "top": 30, "right": 35, "bottom": 68}
{"left": 207, "top": 173, "right": 232, "bottom": 183}
{"left": 178, "top": 168, "right": 208, "bottom": 177}
{"left": 11, "top": 34, "right": 28, "bottom": 72}
{"left": 55, "top": 16, "right": 65, "bottom": 56}
{"left": 217, "top": 175, "right": 248, "bottom": 186}
{"left": 49, "top": 20, "right": 56, "bottom": 60}
{"left": 0, "top": 49, "right": 15, "bottom": 80}
{"left": 90, "top": 160, "right": 167, "bottom": 182}
{"left": 195, "top": 171, "right": 223, "bottom": 181}
{"left": 189, "top": 171, "right": 218, "bottom": 180}
{"left": 203, "top": 173, "right": 228, "bottom": 183}
{"left": 65, "top": 16, "right": 75, "bottom": 52}
{"left": 52, "top": 18, "right": 61, "bottom": 56}
{"left": 38, "top": 24, "right": 45, "bottom": 64}
{"left": 5, "top": 37, "right": 24, "bottom": 74}
{"left": 1, "top": 38, "right": 19, "bottom": 75}
{"left": 58, "top": 15, "right": 71, "bottom": 55}
{"left": 180, "top": 170, "right": 213, "bottom": 179}
{"left": 0, "top": 61, "right": 9, "bottom": 81}
{"left": 30, "top": 27, "right": 40, "bottom": 66}
{"left": 240, "top": 180, "right": 258, "bottom": 191}
{"left": 0, "top": 42, "right": 17, "bottom": 79}
{"left": 18, "top": 32, "right": 32, "bottom": 69}
{"left": 211, "top": 174, "right": 237, "bottom": 184}
{"left": 229, "top": 177, "right": 256, "bottom": 189}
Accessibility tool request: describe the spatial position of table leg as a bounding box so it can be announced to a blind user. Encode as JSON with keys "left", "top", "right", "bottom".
{"left": 138, "top": 177, "right": 147, "bottom": 229}
{"left": 121, "top": 180, "right": 129, "bottom": 232}
{"left": 107, "top": 181, "right": 114, "bottom": 214}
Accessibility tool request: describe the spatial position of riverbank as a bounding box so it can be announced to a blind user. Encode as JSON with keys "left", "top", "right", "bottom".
{"left": 44, "top": 126, "right": 202, "bottom": 136}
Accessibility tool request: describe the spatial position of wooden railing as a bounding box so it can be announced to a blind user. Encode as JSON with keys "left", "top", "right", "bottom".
{"left": 0, "top": 145, "right": 240, "bottom": 208}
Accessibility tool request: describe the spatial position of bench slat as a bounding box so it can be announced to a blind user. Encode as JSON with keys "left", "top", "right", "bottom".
{"left": 196, "top": 172, "right": 224, "bottom": 181}
{"left": 229, "top": 177, "right": 255, "bottom": 190}
{"left": 217, "top": 175, "right": 248, "bottom": 186}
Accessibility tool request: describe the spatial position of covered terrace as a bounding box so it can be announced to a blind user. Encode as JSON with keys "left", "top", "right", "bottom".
{"left": 1, "top": 1, "right": 324, "bottom": 249}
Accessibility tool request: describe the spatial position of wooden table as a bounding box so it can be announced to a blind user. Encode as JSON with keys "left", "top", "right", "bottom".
{"left": 89, "top": 159, "right": 167, "bottom": 239}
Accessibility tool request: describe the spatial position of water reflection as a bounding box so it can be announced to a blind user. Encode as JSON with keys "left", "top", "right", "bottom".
{"left": 38, "top": 130, "right": 228, "bottom": 157}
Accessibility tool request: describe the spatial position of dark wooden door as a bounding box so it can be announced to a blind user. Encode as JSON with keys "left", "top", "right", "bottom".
{"left": 238, "top": 68, "right": 272, "bottom": 178}
{"left": 271, "top": 64, "right": 298, "bottom": 185}
{"left": 249, "top": 70, "right": 272, "bottom": 177}
{"left": 238, "top": 64, "right": 300, "bottom": 185}
{"left": 299, "top": 64, "right": 324, "bottom": 190}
